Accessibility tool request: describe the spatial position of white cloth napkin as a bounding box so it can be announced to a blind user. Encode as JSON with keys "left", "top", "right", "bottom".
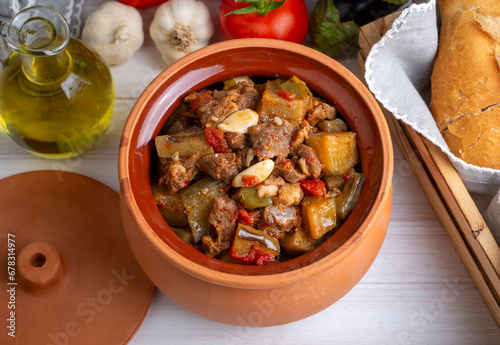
{"left": 0, "top": 0, "right": 85, "bottom": 37}
{"left": 364, "top": 0, "right": 500, "bottom": 241}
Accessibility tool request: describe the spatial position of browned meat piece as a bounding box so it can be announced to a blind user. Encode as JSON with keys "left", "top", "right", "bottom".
{"left": 290, "top": 120, "right": 315, "bottom": 152}
{"left": 255, "top": 176, "right": 285, "bottom": 198}
{"left": 234, "top": 147, "right": 251, "bottom": 169}
{"left": 196, "top": 153, "right": 240, "bottom": 184}
{"left": 202, "top": 196, "right": 238, "bottom": 257}
{"left": 261, "top": 205, "right": 301, "bottom": 238}
{"left": 184, "top": 91, "right": 206, "bottom": 103}
{"left": 305, "top": 98, "right": 336, "bottom": 126}
{"left": 296, "top": 144, "right": 324, "bottom": 179}
{"left": 274, "top": 183, "right": 304, "bottom": 207}
{"left": 198, "top": 96, "right": 238, "bottom": 127}
{"left": 159, "top": 153, "right": 199, "bottom": 194}
{"left": 213, "top": 82, "right": 261, "bottom": 111}
{"left": 234, "top": 83, "right": 260, "bottom": 110}
{"left": 225, "top": 132, "right": 248, "bottom": 150}
{"left": 249, "top": 119, "right": 297, "bottom": 160}
{"left": 273, "top": 156, "right": 306, "bottom": 183}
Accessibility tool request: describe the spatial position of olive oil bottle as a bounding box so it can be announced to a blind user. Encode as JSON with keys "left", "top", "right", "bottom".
{"left": 0, "top": 6, "right": 114, "bottom": 159}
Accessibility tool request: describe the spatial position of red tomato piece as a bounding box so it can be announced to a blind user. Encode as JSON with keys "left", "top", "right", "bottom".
{"left": 219, "top": 0, "right": 309, "bottom": 44}
{"left": 204, "top": 128, "right": 230, "bottom": 153}
{"left": 229, "top": 245, "right": 275, "bottom": 265}
{"left": 190, "top": 91, "right": 214, "bottom": 112}
{"left": 241, "top": 175, "right": 259, "bottom": 187}
{"left": 299, "top": 178, "right": 327, "bottom": 197}
{"left": 277, "top": 89, "right": 296, "bottom": 101}
{"left": 237, "top": 209, "right": 261, "bottom": 225}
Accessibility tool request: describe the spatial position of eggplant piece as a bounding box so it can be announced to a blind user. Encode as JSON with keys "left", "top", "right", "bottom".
{"left": 306, "top": 131, "right": 359, "bottom": 175}
{"left": 180, "top": 176, "right": 226, "bottom": 244}
{"left": 155, "top": 128, "right": 214, "bottom": 158}
{"left": 302, "top": 196, "right": 337, "bottom": 240}
{"left": 280, "top": 226, "right": 319, "bottom": 257}
{"left": 322, "top": 174, "right": 345, "bottom": 191}
{"left": 171, "top": 227, "right": 194, "bottom": 244}
{"left": 336, "top": 172, "right": 366, "bottom": 221}
{"left": 317, "top": 118, "right": 348, "bottom": 132}
{"left": 322, "top": 168, "right": 355, "bottom": 191}
{"left": 336, "top": 0, "right": 406, "bottom": 26}
{"left": 229, "top": 224, "right": 280, "bottom": 265}
{"left": 151, "top": 184, "right": 188, "bottom": 227}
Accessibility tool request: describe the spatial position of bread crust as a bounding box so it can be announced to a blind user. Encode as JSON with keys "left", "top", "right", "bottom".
{"left": 430, "top": 0, "right": 500, "bottom": 169}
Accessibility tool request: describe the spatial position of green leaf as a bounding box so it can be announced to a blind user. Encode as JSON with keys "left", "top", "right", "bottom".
{"left": 226, "top": 0, "right": 285, "bottom": 16}
{"left": 309, "top": 0, "right": 360, "bottom": 58}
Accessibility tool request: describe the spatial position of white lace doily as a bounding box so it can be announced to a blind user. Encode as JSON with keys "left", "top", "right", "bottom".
{"left": 364, "top": 0, "right": 500, "bottom": 237}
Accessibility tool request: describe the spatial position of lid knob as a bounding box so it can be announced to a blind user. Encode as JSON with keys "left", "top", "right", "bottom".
{"left": 18, "top": 242, "right": 62, "bottom": 292}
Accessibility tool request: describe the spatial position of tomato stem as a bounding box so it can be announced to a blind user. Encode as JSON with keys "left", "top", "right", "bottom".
{"left": 225, "top": 0, "right": 285, "bottom": 16}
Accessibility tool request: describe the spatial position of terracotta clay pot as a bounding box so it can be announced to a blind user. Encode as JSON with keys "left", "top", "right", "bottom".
{"left": 118, "top": 39, "right": 393, "bottom": 326}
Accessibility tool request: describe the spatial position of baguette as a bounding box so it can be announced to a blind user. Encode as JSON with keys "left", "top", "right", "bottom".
{"left": 430, "top": 0, "right": 500, "bottom": 169}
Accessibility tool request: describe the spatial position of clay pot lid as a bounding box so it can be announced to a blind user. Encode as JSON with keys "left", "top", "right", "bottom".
{"left": 0, "top": 171, "right": 154, "bottom": 345}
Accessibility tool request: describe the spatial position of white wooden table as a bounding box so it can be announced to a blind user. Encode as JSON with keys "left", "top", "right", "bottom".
{"left": 2, "top": 0, "right": 499, "bottom": 343}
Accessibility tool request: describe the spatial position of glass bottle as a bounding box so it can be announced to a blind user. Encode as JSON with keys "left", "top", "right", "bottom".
{"left": 0, "top": 6, "right": 114, "bottom": 159}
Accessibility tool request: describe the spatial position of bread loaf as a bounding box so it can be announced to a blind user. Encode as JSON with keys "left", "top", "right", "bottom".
{"left": 430, "top": 0, "right": 500, "bottom": 169}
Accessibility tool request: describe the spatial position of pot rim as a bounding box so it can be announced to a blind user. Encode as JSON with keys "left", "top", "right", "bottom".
{"left": 119, "top": 38, "right": 393, "bottom": 289}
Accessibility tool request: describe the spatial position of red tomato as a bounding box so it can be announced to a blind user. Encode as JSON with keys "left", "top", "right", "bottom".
{"left": 219, "top": 0, "right": 309, "bottom": 44}
{"left": 236, "top": 209, "right": 260, "bottom": 225}
{"left": 118, "top": 0, "right": 168, "bottom": 8}
{"left": 230, "top": 245, "right": 275, "bottom": 265}
{"left": 277, "top": 89, "right": 295, "bottom": 101}
{"left": 204, "top": 128, "right": 230, "bottom": 153}
{"left": 299, "top": 178, "right": 327, "bottom": 197}
{"left": 241, "top": 175, "right": 260, "bottom": 187}
{"left": 190, "top": 90, "right": 214, "bottom": 112}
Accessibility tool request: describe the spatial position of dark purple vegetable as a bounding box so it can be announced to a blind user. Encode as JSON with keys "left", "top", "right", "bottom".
{"left": 336, "top": 0, "right": 407, "bottom": 26}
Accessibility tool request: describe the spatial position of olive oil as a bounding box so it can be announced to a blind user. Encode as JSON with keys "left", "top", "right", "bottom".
{"left": 0, "top": 38, "right": 114, "bottom": 159}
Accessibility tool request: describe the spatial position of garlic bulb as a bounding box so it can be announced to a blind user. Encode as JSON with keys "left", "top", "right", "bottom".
{"left": 82, "top": 2, "right": 144, "bottom": 66}
{"left": 150, "top": 0, "right": 213, "bottom": 65}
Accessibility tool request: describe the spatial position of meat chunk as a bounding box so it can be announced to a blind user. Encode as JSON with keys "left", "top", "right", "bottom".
{"left": 261, "top": 205, "right": 301, "bottom": 239}
{"left": 212, "top": 82, "right": 260, "bottom": 110}
{"left": 225, "top": 132, "right": 248, "bottom": 150}
{"left": 233, "top": 83, "right": 261, "bottom": 110}
{"left": 202, "top": 196, "right": 238, "bottom": 257}
{"left": 196, "top": 90, "right": 239, "bottom": 127}
{"left": 255, "top": 176, "right": 285, "bottom": 198}
{"left": 273, "top": 156, "right": 306, "bottom": 183}
{"left": 296, "top": 144, "right": 324, "bottom": 179}
{"left": 196, "top": 153, "right": 240, "bottom": 184}
{"left": 249, "top": 119, "right": 297, "bottom": 160}
{"left": 274, "top": 183, "right": 304, "bottom": 207}
{"left": 305, "top": 98, "right": 336, "bottom": 126}
{"left": 158, "top": 153, "right": 199, "bottom": 194}
{"left": 290, "top": 120, "right": 315, "bottom": 152}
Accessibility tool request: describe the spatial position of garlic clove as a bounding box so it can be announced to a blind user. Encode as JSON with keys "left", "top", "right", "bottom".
{"left": 232, "top": 159, "right": 275, "bottom": 188}
{"left": 217, "top": 109, "right": 259, "bottom": 134}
